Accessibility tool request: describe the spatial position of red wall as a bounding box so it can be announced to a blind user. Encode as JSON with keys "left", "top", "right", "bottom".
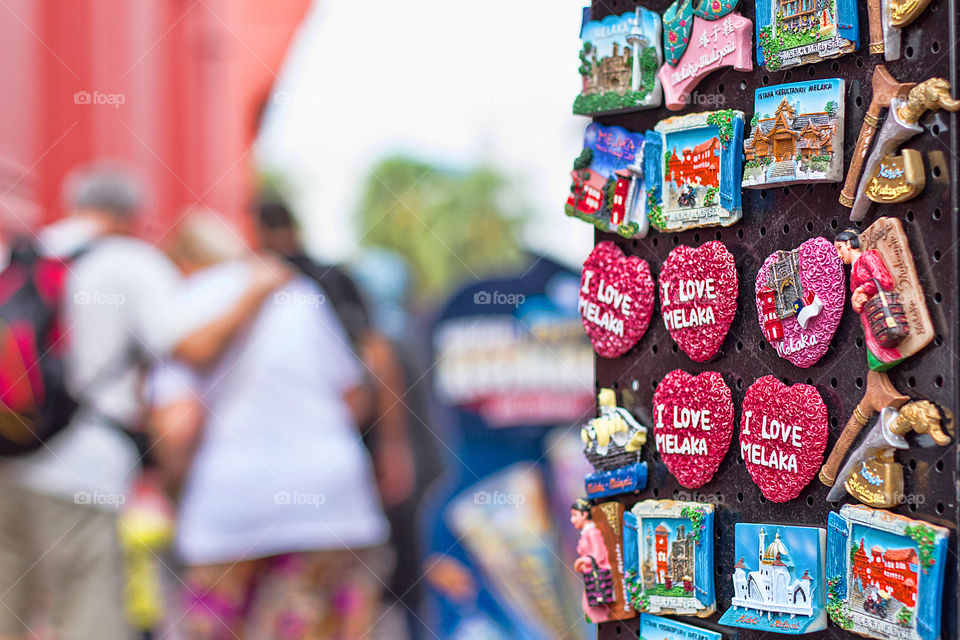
{"left": 0, "top": 0, "right": 310, "bottom": 242}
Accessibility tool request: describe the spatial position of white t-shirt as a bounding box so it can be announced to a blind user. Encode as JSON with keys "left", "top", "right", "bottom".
{"left": 8, "top": 218, "right": 189, "bottom": 506}
{"left": 151, "top": 261, "right": 389, "bottom": 564}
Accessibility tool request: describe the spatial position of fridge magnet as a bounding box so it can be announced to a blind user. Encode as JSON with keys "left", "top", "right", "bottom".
{"left": 659, "top": 241, "right": 738, "bottom": 362}
{"left": 850, "top": 78, "right": 960, "bottom": 221}
{"left": 827, "top": 400, "right": 953, "bottom": 508}
{"left": 566, "top": 123, "right": 649, "bottom": 238}
{"left": 581, "top": 389, "right": 649, "bottom": 499}
{"left": 864, "top": 150, "right": 925, "bottom": 205}
{"left": 755, "top": 0, "right": 859, "bottom": 71}
{"left": 586, "top": 500, "right": 637, "bottom": 621}
{"left": 834, "top": 218, "right": 933, "bottom": 372}
{"left": 623, "top": 500, "right": 717, "bottom": 617}
{"left": 579, "top": 241, "right": 656, "bottom": 359}
{"left": 574, "top": 7, "right": 663, "bottom": 116}
{"left": 645, "top": 110, "right": 746, "bottom": 233}
{"left": 867, "top": 0, "right": 933, "bottom": 61}
{"left": 755, "top": 237, "right": 846, "bottom": 368}
{"left": 653, "top": 370, "right": 734, "bottom": 488}
{"left": 826, "top": 504, "right": 948, "bottom": 640}
{"left": 571, "top": 497, "right": 617, "bottom": 623}
{"left": 718, "top": 523, "right": 828, "bottom": 634}
{"left": 743, "top": 79, "right": 845, "bottom": 188}
{"left": 740, "top": 376, "right": 828, "bottom": 503}
{"left": 639, "top": 613, "right": 722, "bottom": 640}
{"left": 658, "top": 0, "right": 753, "bottom": 111}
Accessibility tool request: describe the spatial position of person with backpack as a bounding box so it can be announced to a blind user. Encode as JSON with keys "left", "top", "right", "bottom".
{"left": 0, "top": 164, "right": 290, "bottom": 640}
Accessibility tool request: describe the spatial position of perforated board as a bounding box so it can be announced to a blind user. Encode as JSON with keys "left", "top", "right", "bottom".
{"left": 587, "top": 1, "right": 959, "bottom": 639}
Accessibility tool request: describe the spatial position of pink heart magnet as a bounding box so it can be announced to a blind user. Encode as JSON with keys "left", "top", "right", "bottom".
{"left": 659, "top": 241, "right": 738, "bottom": 362}
{"left": 755, "top": 237, "right": 845, "bottom": 368}
{"left": 653, "top": 370, "right": 734, "bottom": 488}
{"left": 740, "top": 376, "right": 828, "bottom": 503}
{"left": 579, "top": 242, "right": 655, "bottom": 359}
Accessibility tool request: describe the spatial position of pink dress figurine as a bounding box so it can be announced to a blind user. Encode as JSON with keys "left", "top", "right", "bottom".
{"left": 571, "top": 498, "right": 614, "bottom": 623}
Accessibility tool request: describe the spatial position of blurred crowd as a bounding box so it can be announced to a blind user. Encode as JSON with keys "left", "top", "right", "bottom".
{"left": 0, "top": 163, "right": 442, "bottom": 640}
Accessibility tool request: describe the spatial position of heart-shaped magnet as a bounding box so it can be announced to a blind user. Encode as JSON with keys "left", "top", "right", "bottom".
{"left": 754, "top": 237, "right": 845, "bottom": 368}
{"left": 740, "top": 376, "right": 828, "bottom": 503}
{"left": 653, "top": 370, "right": 734, "bottom": 488}
{"left": 579, "top": 241, "right": 655, "bottom": 359}
{"left": 659, "top": 241, "right": 738, "bottom": 362}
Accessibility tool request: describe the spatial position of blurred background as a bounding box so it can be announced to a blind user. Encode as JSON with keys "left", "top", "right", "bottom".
{"left": 0, "top": 1, "right": 600, "bottom": 639}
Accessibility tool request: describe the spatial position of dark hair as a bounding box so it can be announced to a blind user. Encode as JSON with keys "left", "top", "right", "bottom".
{"left": 257, "top": 199, "right": 296, "bottom": 230}
{"left": 571, "top": 497, "right": 592, "bottom": 514}
{"left": 834, "top": 229, "right": 861, "bottom": 249}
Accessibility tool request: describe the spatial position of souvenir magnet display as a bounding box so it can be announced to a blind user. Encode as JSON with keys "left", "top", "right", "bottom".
{"left": 850, "top": 78, "right": 960, "bottom": 221}
{"left": 826, "top": 505, "right": 948, "bottom": 640}
{"left": 754, "top": 237, "right": 845, "bottom": 368}
{"left": 571, "top": 497, "right": 618, "bottom": 623}
{"left": 659, "top": 241, "right": 738, "bottom": 362}
{"left": 743, "top": 79, "right": 845, "bottom": 188}
{"left": 639, "top": 613, "right": 722, "bottom": 640}
{"left": 755, "top": 0, "right": 859, "bottom": 71}
{"left": 827, "top": 400, "right": 953, "bottom": 507}
{"left": 579, "top": 241, "right": 656, "bottom": 359}
{"left": 740, "top": 376, "right": 828, "bottom": 503}
{"left": 581, "top": 389, "right": 649, "bottom": 499}
{"left": 867, "top": 0, "right": 934, "bottom": 61}
{"left": 657, "top": 0, "right": 752, "bottom": 111}
{"left": 653, "top": 370, "right": 734, "bottom": 488}
{"left": 718, "top": 523, "right": 828, "bottom": 634}
{"left": 574, "top": 7, "right": 663, "bottom": 116}
{"left": 623, "top": 500, "right": 716, "bottom": 617}
{"left": 645, "top": 110, "right": 745, "bottom": 233}
{"left": 566, "top": 123, "right": 649, "bottom": 238}
{"left": 834, "top": 218, "right": 933, "bottom": 371}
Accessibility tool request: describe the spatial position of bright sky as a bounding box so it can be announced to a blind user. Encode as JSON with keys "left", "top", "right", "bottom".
{"left": 256, "top": 0, "right": 595, "bottom": 271}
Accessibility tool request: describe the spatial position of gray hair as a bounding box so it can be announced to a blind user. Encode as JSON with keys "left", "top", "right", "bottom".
{"left": 62, "top": 164, "right": 145, "bottom": 218}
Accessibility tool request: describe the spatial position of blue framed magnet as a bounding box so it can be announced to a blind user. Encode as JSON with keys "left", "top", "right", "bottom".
{"left": 639, "top": 613, "right": 723, "bottom": 640}
{"left": 755, "top": 0, "right": 860, "bottom": 71}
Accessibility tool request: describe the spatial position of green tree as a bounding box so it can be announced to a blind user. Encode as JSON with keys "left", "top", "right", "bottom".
{"left": 751, "top": 113, "right": 760, "bottom": 129}
{"left": 573, "top": 147, "right": 594, "bottom": 171}
{"left": 579, "top": 42, "right": 594, "bottom": 76}
{"left": 825, "top": 100, "right": 838, "bottom": 117}
{"left": 354, "top": 156, "right": 526, "bottom": 303}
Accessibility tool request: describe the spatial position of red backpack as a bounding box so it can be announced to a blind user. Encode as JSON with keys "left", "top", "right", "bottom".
{"left": 0, "top": 238, "right": 78, "bottom": 455}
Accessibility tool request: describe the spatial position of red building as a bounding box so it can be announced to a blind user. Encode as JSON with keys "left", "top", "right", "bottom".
{"left": 567, "top": 169, "right": 607, "bottom": 218}
{"left": 851, "top": 539, "right": 919, "bottom": 608}
{"left": 610, "top": 170, "right": 632, "bottom": 225}
{"left": 655, "top": 523, "right": 669, "bottom": 584}
{"left": 758, "top": 286, "right": 784, "bottom": 342}
{"left": 667, "top": 138, "right": 721, "bottom": 188}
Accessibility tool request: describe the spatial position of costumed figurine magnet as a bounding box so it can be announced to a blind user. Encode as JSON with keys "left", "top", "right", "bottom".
{"left": 743, "top": 79, "right": 845, "bottom": 188}
{"left": 658, "top": 0, "right": 752, "bottom": 111}
{"left": 572, "top": 498, "right": 634, "bottom": 623}
{"left": 623, "top": 500, "right": 716, "bottom": 617}
{"left": 653, "top": 370, "right": 734, "bottom": 488}
{"left": 755, "top": 236, "right": 846, "bottom": 368}
{"left": 566, "top": 123, "right": 649, "bottom": 238}
{"left": 659, "top": 241, "right": 738, "bottom": 362}
{"left": 755, "top": 0, "right": 859, "bottom": 71}
{"left": 579, "top": 241, "right": 656, "bottom": 359}
{"left": 581, "top": 389, "right": 649, "bottom": 499}
{"left": 740, "top": 376, "right": 828, "bottom": 503}
{"left": 645, "top": 110, "right": 745, "bottom": 233}
{"left": 574, "top": 7, "right": 663, "bottom": 116}
{"left": 826, "top": 505, "right": 948, "bottom": 640}
{"left": 718, "top": 523, "right": 828, "bottom": 634}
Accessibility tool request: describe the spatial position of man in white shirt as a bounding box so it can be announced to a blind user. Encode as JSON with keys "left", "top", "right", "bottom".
{"left": 0, "top": 165, "right": 289, "bottom": 640}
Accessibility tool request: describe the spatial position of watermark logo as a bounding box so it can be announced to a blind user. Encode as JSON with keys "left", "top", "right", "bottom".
{"left": 74, "top": 290, "right": 125, "bottom": 307}
{"left": 473, "top": 490, "right": 526, "bottom": 507}
{"left": 473, "top": 291, "right": 525, "bottom": 308}
{"left": 73, "top": 491, "right": 126, "bottom": 508}
{"left": 73, "top": 90, "right": 126, "bottom": 109}
{"left": 273, "top": 491, "right": 326, "bottom": 508}
{"left": 688, "top": 92, "right": 726, "bottom": 107}
{"left": 675, "top": 490, "right": 726, "bottom": 505}
{"left": 271, "top": 91, "right": 322, "bottom": 107}
{"left": 274, "top": 291, "right": 325, "bottom": 307}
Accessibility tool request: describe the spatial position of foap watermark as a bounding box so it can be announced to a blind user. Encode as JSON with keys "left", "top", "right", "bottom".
{"left": 273, "top": 491, "right": 326, "bottom": 508}
{"left": 473, "top": 490, "right": 526, "bottom": 507}
{"left": 473, "top": 291, "right": 525, "bottom": 308}
{"left": 74, "top": 491, "right": 126, "bottom": 508}
{"left": 274, "top": 290, "right": 325, "bottom": 307}
{"left": 687, "top": 92, "right": 726, "bottom": 107}
{"left": 271, "top": 91, "right": 322, "bottom": 107}
{"left": 675, "top": 490, "right": 726, "bottom": 505}
{"left": 73, "top": 90, "right": 126, "bottom": 108}
{"left": 74, "top": 290, "right": 125, "bottom": 307}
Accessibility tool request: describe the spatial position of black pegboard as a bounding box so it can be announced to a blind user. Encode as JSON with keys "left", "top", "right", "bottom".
{"left": 588, "top": 1, "right": 959, "bottom": 639}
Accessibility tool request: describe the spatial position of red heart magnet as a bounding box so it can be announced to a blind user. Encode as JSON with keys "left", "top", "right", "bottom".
{"left": 740, "top": 376, "right": 828, "bottom": 503}
{"left": 579, "top": 241, "right": 655, "bottom": 359}
{"left": 755, "top": 237, "right": 845, "bottom": 368}
{"left": 659, "top": 241, "right": 738, "bottom": 362}
{"left": 653, "top": 370, "right": 734, "bottom": 488}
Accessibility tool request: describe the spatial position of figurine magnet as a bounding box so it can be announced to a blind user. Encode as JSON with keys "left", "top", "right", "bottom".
{"left": 743, "top": 79, "right": 845, "bottom": 188}
{"left": 574, "top": 7, "right": 663, "bottom": 116}
{"left": 571, "top": 498, "right": 636, "bottom": 623}
{"left": 755, "top": 0, "right": 859, "bottom": 71}
{"left": 581, "top": 389, "right": 649, "bottom": 499}
{"left": 623, "top": 500, "right": 716, "bottom": 617}
{"left": 718, "top": 523, "right": 828, "bottom": 634}
{"left": 826, "top": 505, "right": 948, "bottom": 640}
